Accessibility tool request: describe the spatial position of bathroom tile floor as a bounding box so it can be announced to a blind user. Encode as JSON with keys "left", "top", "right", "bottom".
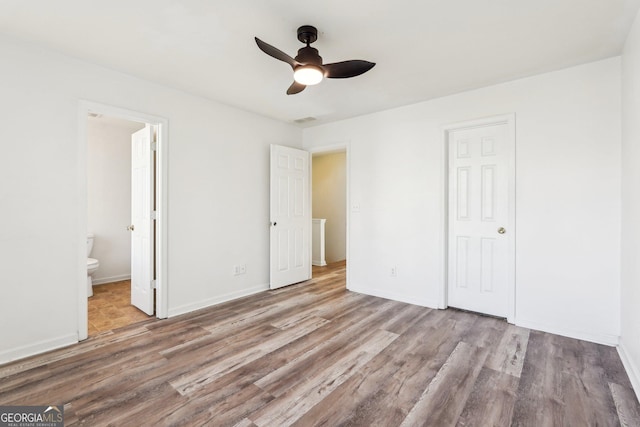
{"left": 88, "top": 280, "right": 151, "bottom": 335}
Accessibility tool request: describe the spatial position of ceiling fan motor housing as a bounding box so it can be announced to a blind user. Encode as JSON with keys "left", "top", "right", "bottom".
{"left": 295, "top": 46, "right": 323, "bottom": 67}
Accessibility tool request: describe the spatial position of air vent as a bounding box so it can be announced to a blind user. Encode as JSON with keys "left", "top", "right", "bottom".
{"left": 293, "top": 116, "right": 317, "bottom": 124}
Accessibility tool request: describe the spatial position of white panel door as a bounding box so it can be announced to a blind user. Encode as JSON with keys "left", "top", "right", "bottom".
{"left": 130, "top": 125, "right": 154, "bottom": 315}
{"left": 447, "top": 123, "right": 511, "bottom": 317}
{"left": 270, "top": 144, "right": 311, "bottom": 289}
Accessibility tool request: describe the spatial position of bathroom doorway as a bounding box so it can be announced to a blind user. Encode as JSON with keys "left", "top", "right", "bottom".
{"left": 310, "top": 146, "right": 348, "bottom": 282}
{"left": 78, "top": 102, "right": 168, "bottom": 340}
{"left": 86, "top": 115, "right": 151, "bottom": 335}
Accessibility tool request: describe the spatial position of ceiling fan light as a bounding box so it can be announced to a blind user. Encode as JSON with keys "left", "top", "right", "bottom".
{"left": 293, "top": 65, "right": 323, "bottom": 85}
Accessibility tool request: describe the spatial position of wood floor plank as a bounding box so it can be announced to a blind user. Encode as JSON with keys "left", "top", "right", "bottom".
{"left": 458, "top": 312, "right": 507, "bottom": 350}
{"left": 559, "top": 337, "right": 619, "bottom": 426}
{"left": 172, "top": 297, "right": 394, "bottom": 405}
{"left": 485, "top": 324, "right": 530, "bottom": 378}
{"left": 610, "top": 382, "right": 640, "bottom": 427}
{"left": 400, "top": 341, "right": 489, "bottom": 426}
{"left": 601, "top": 345, "right": 636, "bottom": 389}
{"left": 233, "top": 419, "right": 257, "bottom": 427}
{"left": 510, "top": 332, "right": 566, "bottom": 427}
{"left": 253, "top": 301, "right": 402, "bottom": 397}
{"left": 375, "top": 302, "right": 432, "bottom": 335}
{"left": 1, "top": 261, "right": 637, "bottom": 426}
{"left": 250, "top": 329, "right": 399, "bottom": 426}
{"left": 456, "top": 367, "right": 520, "bottom": 427}
{"left": 561, "top": 373, "right": 618, "bottom": 427}
{"left": 169, "top": 316, "right": 329, "bottom": 396}
{"left": 292, "top": 309, "right": 466, "bottom": 426}
{"left": 162, "top": 383, "right": 273, "bottom": 427}
{"left": 70, "top": 382, "right": 187, "bottom": 427}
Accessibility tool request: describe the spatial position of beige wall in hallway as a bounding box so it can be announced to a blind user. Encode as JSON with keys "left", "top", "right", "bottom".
{"left": 312, "top": 152, "right": 346, "bottom": 263}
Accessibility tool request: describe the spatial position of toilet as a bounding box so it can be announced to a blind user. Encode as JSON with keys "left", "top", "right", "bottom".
{"left": 87, "top": 234, "right": 99, "bottom": 297}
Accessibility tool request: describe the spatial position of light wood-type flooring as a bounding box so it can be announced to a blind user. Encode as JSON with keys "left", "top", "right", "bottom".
{"left": 2, "top": 261, "right": 640, "bottom": 426}
{"left": 88, "top": 280, "right": 151, "bottom": 335}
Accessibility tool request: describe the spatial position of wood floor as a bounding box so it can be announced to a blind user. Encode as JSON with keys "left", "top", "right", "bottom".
{"left": 88, "top": 280, "right": 151, "bottom": 335}
{"left": 1, "top": 261, "right": 639, "bottom": 426}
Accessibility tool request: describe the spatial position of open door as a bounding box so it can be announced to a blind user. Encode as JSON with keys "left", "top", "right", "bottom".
{"left": 130, "top": 125, "right": 154, "bottom": 315}
{"left": 270, "top": 144, "right": 311, "bottom": 289}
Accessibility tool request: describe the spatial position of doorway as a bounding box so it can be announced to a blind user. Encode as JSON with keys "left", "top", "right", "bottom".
{"left": 311, "top": 150, "right": 347, "bottom": 275}
{"left": 268, "top": 143, "right": 350, "bottom": 290}
{"left": 77, "top": 102, "right": 168, "bottom": 341}
{"left": 86, "top": 115, "right": 149, "bottom": 335}
{"left": 444, "top": 114, "right": 515, "bottom": 322}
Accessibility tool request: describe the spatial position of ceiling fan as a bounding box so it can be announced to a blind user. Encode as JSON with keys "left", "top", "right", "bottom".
{"left": 255, "top": 25, "right": 375, "bottom": 95}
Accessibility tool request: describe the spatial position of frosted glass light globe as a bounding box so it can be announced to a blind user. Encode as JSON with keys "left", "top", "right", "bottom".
{"left": 293, "top": 66, "right": 324, "bottom": 85}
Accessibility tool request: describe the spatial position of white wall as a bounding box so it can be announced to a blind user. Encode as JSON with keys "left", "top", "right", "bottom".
{"left": 312, "top": 152, "right": 347, "bottom": 263}
{"left": 87, "top": 117, "right": 144, "bottom": 284}
{"left": 0, "top": 34, "right": 302, "bottom": 363}
{"left": 620, "top": 8, "right": 640, "bottom": 397}
{"left": 304, "top": 58, "right": 621, "bottom": 345}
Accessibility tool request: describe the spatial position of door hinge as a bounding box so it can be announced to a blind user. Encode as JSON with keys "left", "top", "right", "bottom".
{"left": 151, "top": 141, "right": 157, "bottom": 151}
{"left": 151, "top": 279, "right": 156, "bottom": 289}
{"left": 151, "top": 210, "right": 157, "bottom": 220}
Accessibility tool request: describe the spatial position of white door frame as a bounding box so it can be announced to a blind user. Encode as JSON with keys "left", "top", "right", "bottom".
{"left": 77, "top": 101, "right": 169, "bottom": 340}
{"left": 441, "top": 114, "right": 516, "bottom": 323}
{"left": 307, "top": 142, "right": 350, "bottom": 288}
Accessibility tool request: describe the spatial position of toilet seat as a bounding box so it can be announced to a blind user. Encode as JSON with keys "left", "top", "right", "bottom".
{"left": 87, "top": 258, "right": 99, "bottom": 269}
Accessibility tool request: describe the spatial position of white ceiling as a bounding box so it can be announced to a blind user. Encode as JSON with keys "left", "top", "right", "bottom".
{"left": 1, "top": 0, "right": 639, "bottom": 127}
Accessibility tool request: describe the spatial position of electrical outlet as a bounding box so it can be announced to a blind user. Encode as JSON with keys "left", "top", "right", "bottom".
{"left": 390, "top": 266, "right": 397, "bottom": 277}
{"left": 234, "top": 264, "right": 247, "bottom": 276}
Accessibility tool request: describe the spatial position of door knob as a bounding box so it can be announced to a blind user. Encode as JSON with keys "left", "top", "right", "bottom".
{"left": 127, "top": 224, "right": 135, "bottom": 231}
{"left": 497, "top": 227, "right": 506, "bottom": 234}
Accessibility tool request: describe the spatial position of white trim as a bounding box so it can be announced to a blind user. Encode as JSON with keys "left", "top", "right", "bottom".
{"left": 442, "top": 113, "right": 516, "bottom": 323}
{"left": 77, "top": 108, "right": 89, "bottom": 341}
{"left": 92, "top": 274, "right": 132, "bottom": 286}
{"left": 516, "top": 317, "right": 619, "bottom": 346}
{"left": 78, "top": 101, "right": 169, "bottom": 342}
{"left": 308, "top": 143, "right": 348, "bottom": 155}
{"left": 348, "top": 284, "right": 440, "bottom": 309}
{"left": 308, "top": 142, "right": 350, "bottom": 288}
{"left": 168, "top": 284, "right": 269, "bottom": 317}
{"left": 0, "top": 334, "right": 77, "bottom": 365}
{"left": 618, "top": 340, "right": 640, "bottom": 401}
{"left": 155, "top": 119, "right": 169, "bottom": 319}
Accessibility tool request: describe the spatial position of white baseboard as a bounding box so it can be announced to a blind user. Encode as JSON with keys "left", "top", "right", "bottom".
{"left": 618, "top": 340, "right": 640, "bottom": 401}
{"left": 92, "top": 274, "right": 131, "bottom": 285}
{"left": 515, "top": 317, "right": 619, "bottom": 346}
{"left": 0, "top": 333, "right": 77, "bottom": 365}
{"left": 312, "top": 260, "right": 327, "bottom": 266}
{"left": 347, "top": 284, "right": 440, "bottom": 309}
{"left": 168, "top": 284, "right": 269, "bottom": 318}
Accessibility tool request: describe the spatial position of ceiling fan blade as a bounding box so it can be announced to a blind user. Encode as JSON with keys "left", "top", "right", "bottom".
{"left": 323, "top": 60, "right": 376, "bottom": 79}
{"left": 255, "top": 37, "right": 300, "bottom": 69}
{"left": 286, "top": 81, "right": 306, "bottom": 95}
